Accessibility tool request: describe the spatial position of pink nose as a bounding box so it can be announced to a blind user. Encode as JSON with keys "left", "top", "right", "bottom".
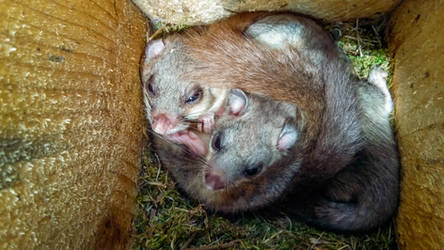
{"left": 152, "top": 113, "right": 177, "bottom": 135}
{"left": 205, "top": 170, "right": 226, "bottom": 190}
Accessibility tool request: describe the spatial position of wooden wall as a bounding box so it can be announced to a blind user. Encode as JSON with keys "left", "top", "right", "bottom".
{"left": 0, "top": 0, "right": 147, "bottom": 248}
{"left": 387, "top": 0, "right": 444, "bottom": 248}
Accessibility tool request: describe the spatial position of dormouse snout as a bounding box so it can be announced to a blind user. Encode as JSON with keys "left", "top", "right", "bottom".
{"left": 152, "top": 113, "right": 179, "bottom": 135}
{"left": 204, "top": 168, "right": 226, "bottom": 190}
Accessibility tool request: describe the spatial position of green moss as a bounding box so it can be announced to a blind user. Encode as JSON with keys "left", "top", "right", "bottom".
{"left": 332, "top": 18, "right": 393, "bottom": 84}
{"left": 132, "top": 18, "right": 396, "bottom": 250}
{"left": 132, "top": 148, "right": 396, "bottom": 249}
{"left": 149, "top": 21, "right": 190, "bottom": 40}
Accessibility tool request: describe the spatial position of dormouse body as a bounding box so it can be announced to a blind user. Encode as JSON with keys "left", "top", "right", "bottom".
{"left": 203, "top": 68, "right": 399, "bottom": 232}
{"left": 181, "top": 12, "right": 352, "bottom": 153}
{"left": 182, "top": 12, "right": 342, "bottom": 105}
{"left": 147, "top": 12, "right": 399, "bottom": 232}
{"left": 141, "top": 36, "right": 228, "bottom": 155}
{"left": 155, "top": 68, "right": 398, "bottom": 232}
{"left": 143, "top": 12, "right": 342, "bottom": 155}
{"left": 153, "top": 89, "right": 304, "bottom": 212}
{"left": 182, "top": 12, "right": 366, "bottom": 174}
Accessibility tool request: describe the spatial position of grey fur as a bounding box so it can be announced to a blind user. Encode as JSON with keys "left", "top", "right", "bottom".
{"left": 243, "top": 14, "right": 399, "bottom": 232}
{"left": 146, "top": 13, "right": 399, "bottom": 232}
{"left": 151, "top": 94, "right": 305, "bottom": 212}
{"left": 142, "top": 36, "right": 191, "bottom": 130}
{"left": 244, "top": 14, "right": 338, "bottom": 66}
{"left": 203, "top": 66, "right": 399, "bottom": 232}
{"left": 142, "top": 37, "right": 228, "bottom": 135}
{"left": 291, "top": 67, "right": 399, "bottom": 232}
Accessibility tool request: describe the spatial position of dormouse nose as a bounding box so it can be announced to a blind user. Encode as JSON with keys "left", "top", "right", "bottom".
{"left": 204, "top": 169, "right": 226, "bottom": 190}
{"left": 151, "top": 113, "right": 178, "bottom": 135}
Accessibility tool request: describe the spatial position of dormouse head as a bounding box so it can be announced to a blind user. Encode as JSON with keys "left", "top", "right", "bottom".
{"left": 204, "top": 89, "right": 300, "bottom": 190}
{"left": 141, "top": 37, "right": 229, "bottom": 137}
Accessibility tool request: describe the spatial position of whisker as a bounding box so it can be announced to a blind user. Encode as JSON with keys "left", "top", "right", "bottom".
{"left": 179, "top": 118, "right": 204, "bottom": 131}
{"left": 182, "top": 119, "right": 202, "bottom": 124}
{"left": 146, "top": 129, "right": 169, "bottom": 142}
{"left": 144, "top": 125, "right": 211, "bottom": 178}
{"left": 186, "top": 126, "right": 203, "bottom": 133}
{"left": 146, "top": 128, "right": 209, "bottom": 166}
{"left": 141, "top": 88, "right": 152, "bottom": 109}
{"left": 178, "top": 118, "right": 201, "bottom": 130}
{"left": 175, "top": 145, "right": 209, "bottom": 168}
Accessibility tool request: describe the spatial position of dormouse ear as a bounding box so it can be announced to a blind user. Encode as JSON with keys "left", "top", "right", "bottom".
{"left": 228, "top": 89, "right": 248, "bottom": 116}
{"left": 244, "top": 15, "right": 304, "bottom": 50}
{"left": 145, "top": 39, "right": 165, "bottom": 60}
{"left": 277, "top": 123, "right": 298, "bottom": 152}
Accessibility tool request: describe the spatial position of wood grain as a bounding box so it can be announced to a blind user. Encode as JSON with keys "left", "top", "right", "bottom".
{"left": 387, "top": 0, "right": 444, "bottom": 249}
{"left": 0, "top": 0, "right": 147, "bottom": 248}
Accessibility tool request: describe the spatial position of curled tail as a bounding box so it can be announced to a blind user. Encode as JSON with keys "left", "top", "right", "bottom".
{"left": 307, "top": 148, "right": 399, "bottom": 232}
{"left": 299, "top": 68, "right": 400, "bottom": 232}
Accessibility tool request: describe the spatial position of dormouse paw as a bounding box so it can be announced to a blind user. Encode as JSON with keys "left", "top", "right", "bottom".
{"left": 368, "top": 67, "right": 388, "bottom": 92}
{"left": 165, "top": 130, "right": 207, "bottom": 156}
{"left": 199, "top": 113, "right": 215, "bottom": 134}
{"left": 368, "top": 67, "right": 393, "bottom": 114}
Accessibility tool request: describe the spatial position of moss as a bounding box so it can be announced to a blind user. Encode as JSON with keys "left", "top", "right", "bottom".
{"left": 148, "top": 21, "right": 190, "bottom": 40}
{"left": 132, "top": 17, "right": 396, "bottom": 250}
{"left": 330, "top": 18, "right": 392, "bottom": 84}
{"left": 132, "top": 148, "right": 396, "bottom": 249}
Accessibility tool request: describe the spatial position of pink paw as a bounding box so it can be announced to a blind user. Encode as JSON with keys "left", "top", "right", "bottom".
{"left": 199, "top": 113, "right": 215, "bottom": 134}
{"left": 165, "top": 130, "right": 207, "bottom": 156}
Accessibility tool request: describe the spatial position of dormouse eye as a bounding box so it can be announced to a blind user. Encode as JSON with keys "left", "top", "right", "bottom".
{"left": 243, "top": 163, "right": 263, "bottom": 177}
{"left": 211, "top": 132, "right": 222, "bottom": 152}
{"left": 148, "top": 83, "right": 155, "bottom": 95}
{"left": 185, "top": 87, "right": 203, "bottom": 104}
{"left": 146, "top": 75, "right": 155, "bottom": 96}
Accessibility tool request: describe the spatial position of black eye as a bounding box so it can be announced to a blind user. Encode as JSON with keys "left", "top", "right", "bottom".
{"left": 211, "top": 132, "right": 222, "bottom": 151}
{"left": 185, "top": 88, "right": 202, "bottom": 104}
{"left": 243, "top": 163, "right": 263, "bottom": 177}
{"left": 148, "top": 83, "right": 155, "bottom": 95}
{"left": 146, "top": 75, "right": 155, "bottom": 95}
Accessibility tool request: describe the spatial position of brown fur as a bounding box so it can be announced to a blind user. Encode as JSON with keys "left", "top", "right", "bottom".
{"left": 148, "top": 13, "right": 399, "bottom": 232}
{"left": 182, "top": 13, "right": 361, "bottom": 180}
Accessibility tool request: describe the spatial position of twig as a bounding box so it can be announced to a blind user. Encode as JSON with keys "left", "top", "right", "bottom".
{"left": 343, "top": 35, "right": 377, "bottom": 44}
{"left": 155, "top": 153, "right": 162, "bottom": 181}
{"left": 184, "top": 239, "right": 242, "bottom": 250}
{"left": 146, "top": 181, "right": 167, "bottom": 188}
{"left": 337, "top": 245, "right": 350, "bottom": 250}
{"left": 149, "top": 25, "right": 166, "bottom": 41}
{"left": 371, "top": 25, "right": 383, "bottom": 47}
{"left": 174, "top": 207, "right": 190, "bottom": 213}
{"left": 263, "top": 230, "right": 283, "bottom": 244}
{"left": 309, "top": 233, "right": 325, "bottom": 250}
{"left": 355, "top": 19, "right": 363, "bottom": 57}
{"left": 180, "top": 232, "right": 197, "bottom": 250}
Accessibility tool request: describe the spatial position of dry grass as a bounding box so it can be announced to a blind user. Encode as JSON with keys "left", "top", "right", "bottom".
{"left": 132, "top": 17, "right": 397, "bottom": 250}
{"left": 327, "top": 17, "right": 392, "bottom": 83}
